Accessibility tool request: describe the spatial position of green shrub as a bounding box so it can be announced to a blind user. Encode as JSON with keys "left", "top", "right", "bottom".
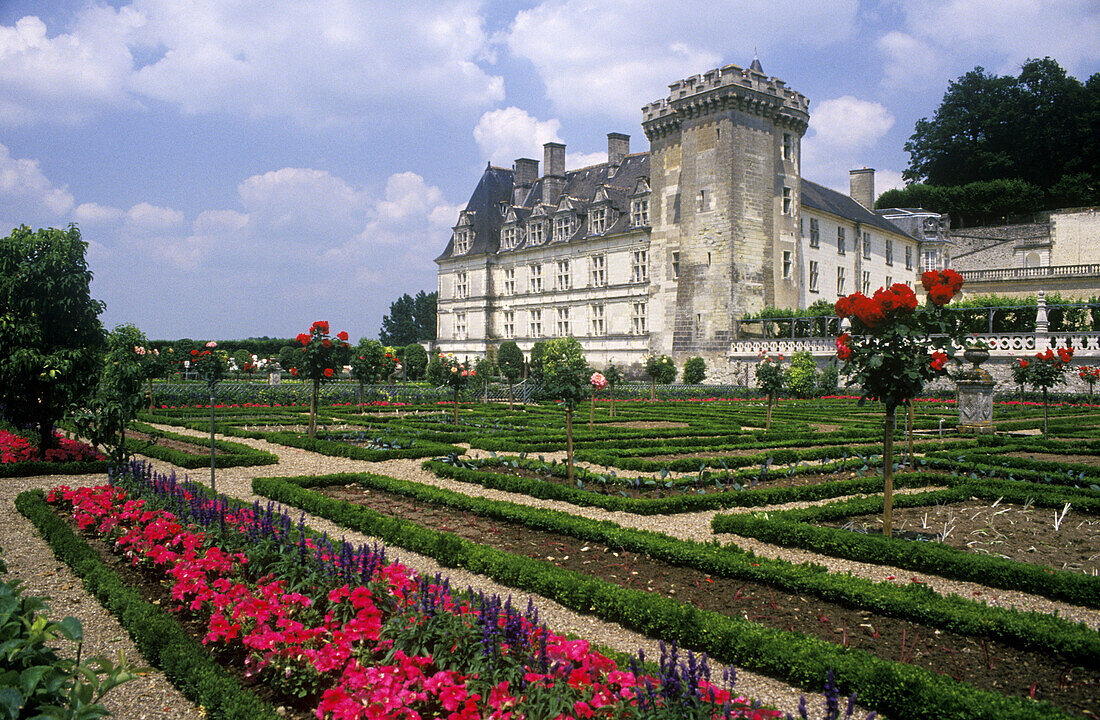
{"left": 816, "top": 361, "right": 840, "bottom": 397}
{"left": 784, "top": 352, "right": 818, "bottom": 398}
{"left": 682, "top": 357, "right": 706, "bottom": 384}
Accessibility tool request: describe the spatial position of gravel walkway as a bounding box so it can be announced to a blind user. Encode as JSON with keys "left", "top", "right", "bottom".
{"left": 9, "top": 423, "right": 1096, "bottom": 718}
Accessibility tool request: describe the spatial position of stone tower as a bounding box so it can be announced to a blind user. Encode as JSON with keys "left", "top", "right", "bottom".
{"left": 642, "top": 60, "right": 809, "bottom": 358}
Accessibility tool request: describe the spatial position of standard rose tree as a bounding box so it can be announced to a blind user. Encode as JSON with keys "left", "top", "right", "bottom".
{"left": 835, "top": 271, "right": 965, "bottom": 537}
{"left": 589, "top": 371, "right": 608, "bottom": 429}
{"left": 754, "top": 354, "right": 784, "bottom": 432}
{"left": 1078, "top": 365, "right": 1099, "bottom": 407}
{"left": 288, "top": 321, "right": 350, "bottom": 438}
{"left": 1027, "top": 346, "right": 1074, "bottom": 438}
{"left": 438, "top": 353, "right": 474, "bottom": 424}
{"left": 542, "top": 338, "right": 591, "bottom": 484}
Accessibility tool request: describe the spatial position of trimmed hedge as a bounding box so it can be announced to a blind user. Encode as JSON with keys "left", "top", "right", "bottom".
{"left": 0, "top": 459, "right": 108, "bottom": 477}
{"left": 712, "top": 484, "right": 1100, "bottom": 608}
{"left": 124, "top": 423, "right": 278, "bottom": 469}
{"left": 251, "top": 473, "right": 1079, "bottom": 720}
{"left": 15, "top": 490, "right": 279, "bottom": 720}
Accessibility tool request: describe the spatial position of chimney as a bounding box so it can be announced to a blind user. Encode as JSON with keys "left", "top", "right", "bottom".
{"left": 607, "top": 133, "right": 630, "bottom": 168}
{"left": 513, "top": 158, "right": 538, "bottom": 205}
{"left": 849, "top": 168, "right": 875, "bottom": 210}
{"left": 542, "top": 142, "right": 566, "bottom": 202}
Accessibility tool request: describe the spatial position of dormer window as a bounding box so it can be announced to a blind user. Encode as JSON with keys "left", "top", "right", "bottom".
{"left": 553, "top": 215, "right": 575, "bottom": 242}
{"left": 589, "top": 207, "right": 607, "bottom": 235}
{"left": 631, "top": 197, "right": 649, "bottom": 227}
{"left": 453, "top": 229, "right": 471, "bottom": 254}
{"left": 528, "top": 221, "right": 545, "bottom": 245}
{"left": 501, "top": 225, "right": 519, "bottom": 250}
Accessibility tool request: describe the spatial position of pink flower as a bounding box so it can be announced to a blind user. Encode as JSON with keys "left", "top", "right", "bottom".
{"left": 206, "top": 341, "right": 217, "bottom": 348}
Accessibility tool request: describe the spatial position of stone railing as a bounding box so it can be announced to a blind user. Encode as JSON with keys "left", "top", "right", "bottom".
{"left": 959, "top": 263, "right": 1100, "bottom": 281}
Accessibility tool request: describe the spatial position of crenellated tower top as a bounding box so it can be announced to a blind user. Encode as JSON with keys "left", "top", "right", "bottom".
{"left": 641, "top": 62, "right": 810, "bottom": 140}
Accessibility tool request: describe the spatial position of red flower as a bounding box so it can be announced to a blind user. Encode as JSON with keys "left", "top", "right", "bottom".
{"left": 921, "top": 270, "right": 939, "bottom": 292}
{"left": 1019, "top": 359, "right": 1028, "bottom": 368}
{"left": 296, "top": 333, "right": 310, "bottom": 346}
{"left": 1058, "top": 347, "right": 1074, "bottom": 363}
{"left": 834, "top": 296, "right": 852, "bottom": 318}
{"left": 290, "top": 367, "right": 299, "bottom": 376}
{"left": 337, "top": 331, "right": 349, "bottom": 342}
{"left": 943, "top": 269, "right": 964, "bottom": 293}
{"left": 310, "top": 320, "right": 329, "bottom": 335}
{"left": 930, "top": 350, "right": 948, "bottom": 372}
{"left": 928, "top": 284, "right": 954, "bottom": 307}
{"left": 190, "top": 349, "right": 199, "bottom": 356}
{"left": 322, "top": 339, "right": 332, "bottom": 348}
{"left": 850, "top": 293, "right": 885, "bottom": 328}
{"left": 324, "top": 368, "right": 333, "bottom": 377}
{"left": 889, "top": 283, "right": 918, "bottom": 312}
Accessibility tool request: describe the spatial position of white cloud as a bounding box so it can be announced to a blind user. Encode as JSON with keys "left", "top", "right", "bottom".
{"left": 474, "top": 107, "right": 562, "bottom": 166}
{"left": 881, "top": 1, "right": 1100, "bottom": 87}
{"left": 74, "top": 202, "right": 124, "bottom": 224}
{"left": 506, "top": 0, "right": 859, "bottom": 119}
{"left": 125, "top": 202, "right": 184, "bottom": 231}
{"left": 0, "top": 0, "right": 504, "bottom": 127}
{"left": 0, "top": 142, "right": 74, "bottom": 216}
{"left": 875, "top": 169, "right": 906, "bottom": 195}
{"left": 808, "top": 96, "right": 894, "bottom": 152}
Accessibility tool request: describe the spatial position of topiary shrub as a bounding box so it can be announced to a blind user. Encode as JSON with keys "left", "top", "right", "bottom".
{"left": 816, "top": 361, "right": 840, "bottom": 397}
{"left": 682, "top": 357, "right": 707, "bottom": 385}
{"left": 784, "top": 351, "right": 818, "bottom": 398}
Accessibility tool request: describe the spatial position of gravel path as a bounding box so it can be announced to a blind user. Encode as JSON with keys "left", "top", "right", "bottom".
{"left": 8, "top": 423, "right": 1097, "bottom": 718}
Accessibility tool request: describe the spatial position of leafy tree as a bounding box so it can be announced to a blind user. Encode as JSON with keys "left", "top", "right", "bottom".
{"left": 541, "top": 337, "right": 590, "bottom": 483}
{"left": 816, "top": 361, "right": 839, "bottom": 398}
{"left": 403, "top": 343, "right": 428, "bottom": 381}
{"left": 497, "top": 341, "right": 524, "bottom": 410}
{"left": 784, "top": 352, "right": 818, "bottom": 398}
{"left": 350, "top": 339, "right": 386, "bottom": 407}
{"left": 426, "top": 355, "right": 449, "bottom": 386}
{"left": 438, "top": 353, "right": 474, "bottom": 423}
{"left": 755, "top": 356, "right": 784, "bottom": 432}
{"left": 603, "top": 363, "right": 624, "bottom": 417}
{"left": 901, "top": 58, "right": 1099, "bottom": 216}
{"left": 278, "top": 345, "right": 299, "bottom": 373}
{"left": 682, "top": 357, "right": 706, "bottom": 385}
{"left": 644, "top": 354, "right": 676, "bottom": 400}
{"left": 232, "top": 348, "right": 253, "bottom": 377}
{"left": 0, "top": 226, "right": 105, "bottom": 455}
{"left": 379, "top": 290, "right": 437, "bottom": 346}
{"left": 528, "top": 340, "right": 550, "bottom": 398}
{"left": 287, "top": 321, "right": 350, "bottom": 438}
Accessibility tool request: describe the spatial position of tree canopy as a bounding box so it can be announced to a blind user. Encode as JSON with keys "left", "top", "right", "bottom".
{"left": 379, "top": 290, "right": 437, "bottom": 346}
{"left": 0, "top": 225, "right": 105, "bottom": 452}
{"left": 901, "top": 58, "right": 1099, "bottom": 214}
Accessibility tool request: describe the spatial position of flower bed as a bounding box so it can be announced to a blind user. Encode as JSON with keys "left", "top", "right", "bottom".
{"left": 29, "top": 465, "right": 789, "bottom": 720}
{"left": 0, "top": 428, "right": 107, "bottom": 477}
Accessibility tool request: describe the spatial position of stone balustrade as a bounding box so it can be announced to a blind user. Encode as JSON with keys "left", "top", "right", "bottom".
{"left": 958, "top": 263, "right": 1100, "bottom": 281}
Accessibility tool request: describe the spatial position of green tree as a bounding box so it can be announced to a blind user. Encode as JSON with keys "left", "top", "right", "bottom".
{"left": 497, "top": 341, "right": 524, "bottom": 410}
{"left": 379, "top": 290, "right": 437, "bottom": 345}
{"left": 682, "top": 357, "right": 706, "bottom": 385}
{"left": 528, "top": 340, "right": 550, "bottom": 397}
{"left": 350, "top": 339, "right": 386, "bottom": 408}
{"left": 232, "top": 348, "right": 252, "bottom": 377}
{"left": 755, "top": 356, "right": 784, "bottom": 432}
{"left": 603, "top": 362, "right": 623, "bottom": 417}
{"left": 541, "top": 337, "right": 590, "bottom": 484}
{"left": 403, "top": 343, "right": 428, "bottom": 381}
{"left": 0, "top": 225, "right": 105, "bottom": 455}
{"left": 426, "top": 354, "right": 449, "bottom": 386}
{"left": 645, "top": 354, "right": 676, "bottom": 400}
{"left": 288, "top": 321, "right": 350, "bottom": 438}
{"left": 784, "top": 352, "right": 818, "bottom": 398}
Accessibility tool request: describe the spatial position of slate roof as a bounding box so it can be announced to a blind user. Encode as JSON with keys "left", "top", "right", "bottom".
{"left": 802, "top": 180, "right": 916, "bottom": 239}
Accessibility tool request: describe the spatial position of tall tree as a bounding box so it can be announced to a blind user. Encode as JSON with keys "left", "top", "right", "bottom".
{"left": 904, "top": 58, "right": 1099, "bottom": 201}
{"left": 379, "top": 290, "right": 437, "bottom": 345}
{"left": 0, "top": 225, "right": 105, "bottom": 454}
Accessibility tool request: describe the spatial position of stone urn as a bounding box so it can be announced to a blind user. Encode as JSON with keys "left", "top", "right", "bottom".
{"left": 956, "top": 346, "right": 995, "bottom": 434}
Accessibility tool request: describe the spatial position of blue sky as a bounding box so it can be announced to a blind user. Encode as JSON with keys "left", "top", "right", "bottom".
{"left": 1, "top": 1, "right": 1097, "bottom": 342}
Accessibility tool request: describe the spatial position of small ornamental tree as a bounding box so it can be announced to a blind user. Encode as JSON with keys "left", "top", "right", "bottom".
{"left": 645, "top": 354, "right": 676, "bottom": 400}
{"left": 191, "top": 341, "right": 230, "bottom": 492}
{"left": 603, "top": 362, "right": 624, "bottom": 417}
{"left": 350, "top": 339, "right": 386, "bottom": 410}
{"left": 289, "top": 321, "right": 350, "bottom": 438}
{"left": 682, "top": 356, "right": 707, "bottom": 385}
{"left": 835, "top": 271, "right": 965, "bottom": 537}
{"left": 232, "top": 349, "right": 252, "bottom": 377}
{"left": 784, "top": 351, "right": 818, "bottom": 398}
{"left": 438, "top": 353, "right": 474, "bottom": 423}
{"left": 1027, "top": 346, "right": 1074, "bottom": 438}
{"left": 497, "top": 341, "right": 524, "bottom": 410}
{"left": 754, "top": 355, "right": 784, "bottom": 431}
{"left": 1012, "top": 357, "right": 1030, "bottom": 403}
{"left": 1079, "top": 365, "right": 1100, "bottom": 407}
{"left": 589, "top": 371, "right": 608, "bottom": 429}
{"left": 541, "top": 337, "right": 590, "bottom": 484}
{"left": 403, "top": 343, "right": 428, "bottom": 381}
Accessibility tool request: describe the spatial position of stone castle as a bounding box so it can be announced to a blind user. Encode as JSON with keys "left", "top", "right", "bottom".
{"left": 434, "top": 60, "right": 923, "bottom": 373}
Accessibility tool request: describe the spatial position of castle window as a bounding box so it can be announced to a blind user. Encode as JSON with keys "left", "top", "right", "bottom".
{"left": 631, "top": 198, "right": 649, "bottom": 227}
{"left": 923, "top": 251, "right": 937, "bottom": 272}
{"left": 529, "top": 263, "right": 543, "bottom": 293}
{"left": 809, "top": 218, "right": 820, "bottom": 248}
{"left": 905, "top": 245, "right": 913, "bottom": 270}
{"left": 590, "top": 304, "right": 605, "bottom": 336}
{"left": 782, "top": 251, "right": 791, "bottom": 279}
{"left": 528, "top": 221, "right": 545, "bottom": 245}
{"left": 782, "top": 133, "right": 793, "bottom": 161}
{"left": 631, "top": 302, "right": 647, "bottom": 334}
{"left": 631, "top": 250, "right": 648, "bottom": 283}
{"left": 503, "top": 267, "right": 516, "bottom": 295}
{"left": 809, "top": 261, "right": 819, "bottom": 293}
{"left": 454, "top": 312, "right": 467, "bottom": 340}
{"left": 556, "top": 307, "right": 570, "bottom": 337}
{"left": 590, "top": 254, "right": 606, "bottom": 287}
{"left": 697, "top": 189, "right": 709, "bottom": 212}
{"left": 501, "top": 225, "right": 518, "bottom": 250}
{"left": 589, "top": 208, "right": 606, "bottom": 235}
{"left": 885, "top": 275, "right": 893, "bottom": 288}
{"left": 782, "top": 187, "right": 792, "bottom": 215}
{"left": 885, "top": 238, "right": 894, "bottom": 266}
{"left": 862, "top": 232, "right": 871, "bottom": 260}
{"left": 453, "top": 229, "right": 471, "bottom": 254}
{"left": 671, "top": 251, "right": 680, "bottom": 280}
{"left": 556, "top": 260, "right": 571, "bottom": 290}
{"left": 837, "top": 267, "right": 846, "bottom": 295}
{"left": 529, "top": 309, "right": 542, "bottom": 337}
{"left": 862, "top": 270, "right": 870, "bottom": 294}
{"left": 837, "top": 227, "right": 846, "bottom": 255}
{"left": 503, "top": 310, "right": 515, "bottom": 339}
{"left": 455, "top": 271, "right": 468, "bottom": 299}
{"left": 553, "top": 215, "right": 574, "bottom": 242}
